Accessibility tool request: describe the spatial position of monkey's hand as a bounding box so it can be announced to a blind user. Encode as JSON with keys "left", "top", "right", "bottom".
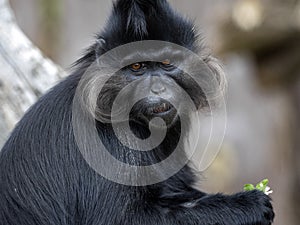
{"left": 164, "top": 190, "right": 274, "bottom": 225}
{"left": 231, "top": 190, "right": 275, "bottom": 225}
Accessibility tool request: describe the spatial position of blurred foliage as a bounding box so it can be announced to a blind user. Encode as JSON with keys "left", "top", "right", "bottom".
{"left": 219, "top": 0, "right": 300, "bottom": 88}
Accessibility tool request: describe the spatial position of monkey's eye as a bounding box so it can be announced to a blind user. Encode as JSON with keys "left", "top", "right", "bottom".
{"left": 160, "top": 59, "right": 175, "bottom": 70}
{"left": 161, "top": 59, "right": 171, "bottom": 66}
{"left": 130, "top": 63, "right": 142, "bottom": 71}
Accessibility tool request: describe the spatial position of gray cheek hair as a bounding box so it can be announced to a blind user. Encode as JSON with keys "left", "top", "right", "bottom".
{"left": 204, "top": 55, "right": 227, "bottom": 107}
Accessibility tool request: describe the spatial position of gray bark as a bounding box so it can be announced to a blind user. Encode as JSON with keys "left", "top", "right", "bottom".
{"left": 0, "top": 0, "right": 65, "bottom": 147}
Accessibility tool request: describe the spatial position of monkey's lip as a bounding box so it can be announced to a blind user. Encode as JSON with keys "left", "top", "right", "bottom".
{"left": 134, "top": 103, "right": 178, "bottom": 127}
{"left": 149, "top": 102, "right": 178, "bottom": 126}
{"left": 131, "top": 101, "right": 178, "bottom": 126}
{"left": 151, "top": 102, "right": 172, "bottom": 114}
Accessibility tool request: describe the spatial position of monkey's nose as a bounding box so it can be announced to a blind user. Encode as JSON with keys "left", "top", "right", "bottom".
{"left": 151, "top": 82, "right": 166, "bottom": 95}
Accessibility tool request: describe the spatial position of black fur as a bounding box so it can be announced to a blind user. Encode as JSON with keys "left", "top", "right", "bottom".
{"left": 0, "top": 0, "right": 274, "bottom": 224}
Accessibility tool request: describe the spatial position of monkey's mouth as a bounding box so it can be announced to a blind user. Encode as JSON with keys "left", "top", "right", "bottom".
{"left": 151, "top": 103, "right": 172, "bottom": 114}
{"left": 148, "top": 101, "right": 178, "bottom": 126}
{"left": 130, "top": 99, "right": 178, "bottom": 127}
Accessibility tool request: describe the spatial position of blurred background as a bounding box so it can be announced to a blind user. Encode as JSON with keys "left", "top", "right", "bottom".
{"left": 4, "top": 0, "right": 300, "bottom": 224}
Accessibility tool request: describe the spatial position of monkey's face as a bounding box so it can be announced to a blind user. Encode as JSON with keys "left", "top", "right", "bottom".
{"left": 96, "top": 55, "right": 208, "bottom": 128}
{"left": 126, "top": 60, "right": 181, "bottom": 127}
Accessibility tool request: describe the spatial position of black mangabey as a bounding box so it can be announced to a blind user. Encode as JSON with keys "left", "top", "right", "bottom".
{"left": 0, "top": 0, "right": 274, "bottom": 224}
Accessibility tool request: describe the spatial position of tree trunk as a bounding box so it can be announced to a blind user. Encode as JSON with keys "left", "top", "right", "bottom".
{"left": 0, "top": 0, "right": 65, "bottom": 147}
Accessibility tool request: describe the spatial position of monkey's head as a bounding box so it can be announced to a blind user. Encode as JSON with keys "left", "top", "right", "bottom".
{"left": 77, "top": 0, "right": 225, "bottom": 130}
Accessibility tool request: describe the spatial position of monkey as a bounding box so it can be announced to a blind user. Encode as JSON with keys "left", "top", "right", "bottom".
{"left": 0, "top": 0, "right": 274, "bottom": 224}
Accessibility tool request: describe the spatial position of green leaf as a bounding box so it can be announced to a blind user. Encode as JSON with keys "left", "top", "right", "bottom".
{"left": 255, "top": 179, "right": 269, "bottom": 191}
{"left": 244, "top": 184, "right": 255, "bottom": 191}
{"left": 261, "top": 179, "right": 269, "bottom": 187}
{"left": 243, "top": 179, "right": 271, "bottom": 193}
